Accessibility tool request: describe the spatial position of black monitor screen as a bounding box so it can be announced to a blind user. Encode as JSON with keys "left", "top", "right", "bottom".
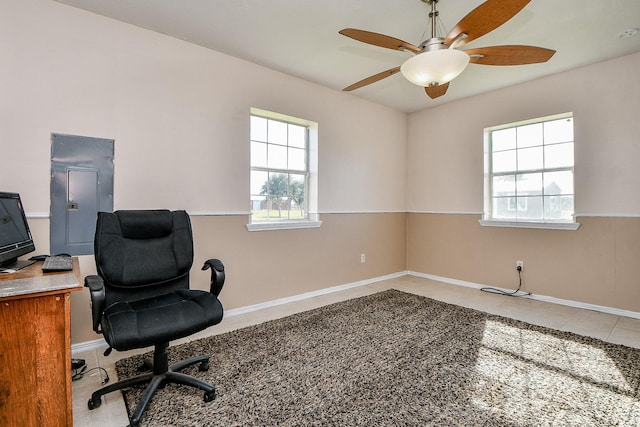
{"left": 0, "top": 192, "right": 36, "bottom": 269}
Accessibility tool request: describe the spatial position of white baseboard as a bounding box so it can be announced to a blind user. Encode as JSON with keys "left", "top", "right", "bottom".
{"left": 224, "top": 271, "right": 407, "bottom": 318}
{"left": 408, "top": 271, "right": 640, "bottom": 320}
{"left": 71, "top": 271, "right": 407, "bottom": 354}
{"left": 72, "top": 269, "right": 640, "bottom": 354}
{"left": 71, "top": 338, "right": 107, "bottom": 354}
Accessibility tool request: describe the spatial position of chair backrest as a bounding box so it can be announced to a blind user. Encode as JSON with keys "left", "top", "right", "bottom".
{"left": 94, "top": 209, "right": 194, "bottom": 306}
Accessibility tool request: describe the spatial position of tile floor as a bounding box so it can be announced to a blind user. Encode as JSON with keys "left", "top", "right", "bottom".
{"left": 71, "top": 275, "right": 640, "bottom": 426}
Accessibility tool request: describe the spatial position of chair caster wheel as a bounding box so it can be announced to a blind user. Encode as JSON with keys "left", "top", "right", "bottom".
{"left": 88, "top": 396, "right": 102, "bottom": 410}
{"left": 204, "top": 390, "right": 216, "bottom": 402}
{"left": 199, "top": 360, "right": 210, "bottom": 371}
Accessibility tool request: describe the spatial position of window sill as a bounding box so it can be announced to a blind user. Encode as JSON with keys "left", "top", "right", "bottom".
{"left": 479, "top": 220, "right": 580, "bottom": 230}
{"left": 246, "top": 220, "right": 323, "bottom": 232}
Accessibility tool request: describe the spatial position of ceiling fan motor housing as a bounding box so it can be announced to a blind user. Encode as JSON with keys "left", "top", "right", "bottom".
{"left": 420, "top": 37, "right": 446, "bottom": 51}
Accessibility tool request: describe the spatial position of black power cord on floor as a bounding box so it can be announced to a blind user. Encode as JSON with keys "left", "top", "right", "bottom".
{"left": 481, "top": 266, "right": 531, "bottom": 297}
{"left": 72, "top": 364, "right": 110, "bottom": 385}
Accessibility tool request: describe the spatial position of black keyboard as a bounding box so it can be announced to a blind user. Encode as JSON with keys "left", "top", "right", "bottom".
{"left": 42, "top": 255, "right": 73, "bottom": 272}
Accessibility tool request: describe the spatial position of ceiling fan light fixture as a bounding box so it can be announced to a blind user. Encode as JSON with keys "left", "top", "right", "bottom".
{"left": 400, "top": 48, "right": 470, "bottom": 87}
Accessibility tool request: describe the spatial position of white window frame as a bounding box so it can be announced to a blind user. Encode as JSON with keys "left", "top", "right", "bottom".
{"left": 247, "top": 108, "right": 320, "bottom": 231}
{"left": 480, "top": 112, "right": 580, "bottom": 230}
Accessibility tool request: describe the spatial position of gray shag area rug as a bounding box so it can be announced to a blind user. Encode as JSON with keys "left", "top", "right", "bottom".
{"left": 115, "top": 290, "right": 640, "bottom": 426}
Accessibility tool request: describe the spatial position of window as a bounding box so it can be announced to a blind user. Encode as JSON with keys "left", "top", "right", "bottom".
{"left": 481, "top": 113, "right": 579, "bottom": 230}
{"left": 248, "top": 108, "right": 320, "bottom": 231}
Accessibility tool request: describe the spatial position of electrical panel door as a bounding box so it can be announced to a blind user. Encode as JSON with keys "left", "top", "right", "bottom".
{"left": 50, "top": 134, "right": 114, "bottom": 256}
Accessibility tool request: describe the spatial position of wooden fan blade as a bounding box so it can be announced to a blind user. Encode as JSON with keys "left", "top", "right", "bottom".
{"left": 444, "top": 0, "right": 531, "bottom": 47}
{"left": 425, "top": 82, "right": 450, "bottom": 99}
{"left": 343, "top": 67, "right": 401, "bottom": 91}
{"left": 339, "top": 28, "right": 421, "bottom": 54}
{"left": 466, "top": 45, "right": 555, "bottom": 65}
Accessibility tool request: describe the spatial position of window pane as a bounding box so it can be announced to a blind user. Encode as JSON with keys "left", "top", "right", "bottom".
{"left": 265, "top": 172, "right": 289, "bottom": 196}
{"left": 288, "top": 174, "right": 306, "bottom": 219}
{"left": 288, "top": 147, "right": 306, "bottom": 171}
{"left": 267, "top": 144, "right": 287, "bottom": 169}
{"left": 268, "top": 120, "right": 287, "bottom": 145}
{"left": 517, "top": 123, "right": 543, "bottom": 148}
{"left": 544, "top": 142, "right": 574, "bottom": 168}
{"left": 492, "top": 197, "right": 516, "bottom": 219}
{"left": 517, "top": 196, "right": 543, "bottom": 220}
{"left": 492, "top": 128, "right": 516, "bottom": 151}
{"left": 544, "top": 195, "right": 573, "bottom": 220}
{"left": 262, "top": 173, "right": 288, "bottom": 219}
{"left": 544, "top": 118, "right": 573, "bottom": 144}
{"left": 544, "top": 170, "right": 574, "bottom": 195}
{"left": 250, "top": 170, "right": 268, "bottom": 215}
{"left": 517, "top": 146, "right": 543, "bottom": 171}
{"left": 250, "top": 116, "right": 267, "bottom": 142}
{"left": 492, "top": 150, "right": 516, "bottom": 173}
{"left": 516, "top": 172, "right": 542, "bottom": 196}
{"left": 250, "top": 170, "right": 268, "bottom": 196}
{"left": 288, "top": 125, "right": 306, "bottom": 148}
{"left": 251, "top": 141, "right": 267, "bottom": 168}
{"left": 492, "top": 175, "right": 515, "bottom": 197}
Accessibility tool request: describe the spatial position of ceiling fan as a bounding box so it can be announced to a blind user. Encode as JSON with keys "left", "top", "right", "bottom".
{"left": 339, "top": 0, "right": 555, "bottom": 99}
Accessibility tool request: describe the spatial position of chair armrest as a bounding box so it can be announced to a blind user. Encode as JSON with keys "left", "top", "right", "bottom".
{"left": 201, "top": 259, "right": 225, "bottom": 297}
{"left": 84, "top": 275, "right": 105, "bottom": 333}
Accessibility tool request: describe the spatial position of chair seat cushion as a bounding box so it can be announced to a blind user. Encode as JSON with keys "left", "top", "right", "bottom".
{"left": 101, "top": 289, "right": 223, "bottom": 351}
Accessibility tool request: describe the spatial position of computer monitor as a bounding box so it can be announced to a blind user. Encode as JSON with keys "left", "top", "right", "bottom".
{"left": 0, "top": 191, "right": 36, "bottom": 272}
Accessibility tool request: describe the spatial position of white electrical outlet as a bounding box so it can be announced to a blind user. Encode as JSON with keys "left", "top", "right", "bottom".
{"left": 360, "top": 253, "right": 366, "bottom": 263}
{"left": 516, "top": 260, "right": 524, "bottom": 270}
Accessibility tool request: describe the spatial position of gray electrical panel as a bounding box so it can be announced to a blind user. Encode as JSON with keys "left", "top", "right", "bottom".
{"left": 50, "top": 134, "right": 114, "bottom": 256}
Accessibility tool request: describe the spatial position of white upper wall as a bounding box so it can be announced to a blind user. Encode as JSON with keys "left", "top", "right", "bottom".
{"left": 407, "top": 52, "right": 640, "bottom": 216}
{"left": 4, "top": 0, "right": 637, "bottom": 219}
{"left": 0, "top": 0, "right": 407, "bottom": 215}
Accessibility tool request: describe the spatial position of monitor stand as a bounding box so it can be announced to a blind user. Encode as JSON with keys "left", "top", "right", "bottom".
{"left": 0, "top": 259, "right": 36, "bottom": 273}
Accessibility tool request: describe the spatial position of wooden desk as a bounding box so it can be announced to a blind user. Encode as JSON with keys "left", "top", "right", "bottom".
{"left": 0, "top": 258, "right": 82, "bottom": 427}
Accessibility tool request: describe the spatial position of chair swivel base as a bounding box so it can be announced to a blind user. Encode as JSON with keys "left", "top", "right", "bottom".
{"left": 88, "top": 349, "right": 215, "bottom": 426}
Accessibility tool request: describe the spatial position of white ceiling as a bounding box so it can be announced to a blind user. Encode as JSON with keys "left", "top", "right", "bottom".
{"left": 54, "top": 0, "right": 640, "bottom": 113}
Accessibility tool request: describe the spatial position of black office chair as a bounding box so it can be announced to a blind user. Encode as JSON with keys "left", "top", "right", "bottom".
{"left": 84, "top": 209, "right": 225, "bottom": 426}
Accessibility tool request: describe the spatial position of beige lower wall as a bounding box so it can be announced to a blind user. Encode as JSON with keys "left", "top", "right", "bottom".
{"left": 31, "top": 213, "right": 406, "bottom": 344}
{"left": 407, "top": 213, "right": 640, "bottom": 312}
{"left": 30, "top": 211, "right": 640, "bottom": 344}
{"left": 188, "top": 213, "right": 407, "bottom": 310}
